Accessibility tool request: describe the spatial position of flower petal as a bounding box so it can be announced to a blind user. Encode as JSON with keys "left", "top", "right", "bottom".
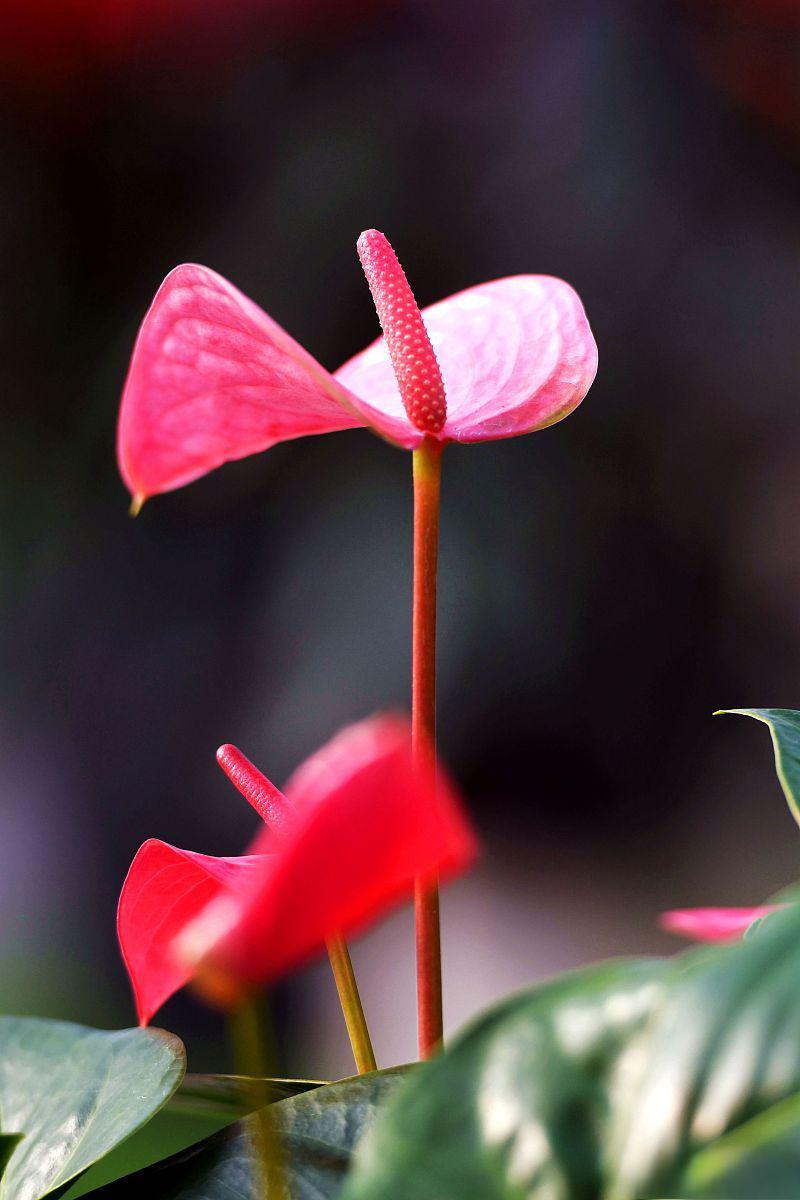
{"left": 660, "top": 905, "right": 780, "bottom": 942}
{"left": 335, "top": 275, "right": 597, "bottom": 443}
{"left": 117, "top": 264, "right": 417, "bottom": 502}
{"left": 194, "top": 714, "right": 477, "bottom": 988}
{"left": 117, "top": 838, "right": 269, "bottom": 1025}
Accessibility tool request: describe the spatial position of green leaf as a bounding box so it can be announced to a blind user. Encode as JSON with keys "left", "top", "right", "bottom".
{"left": 343, "top": 907, "right": 800, "bottom": 1199}
{"left": 82, "top": 1070, "right": 406, "bottom": 1199}
{"left": 676, "top": 1092, "right": 800, "bottom": 1199}
{"left": 607, "top": 902, "right": 800, "bottom": 1198}
{"left": 0, "top": 1136, "right": 23, "bottom": 1180}
{"left": 717, "top": 708, "right": 800, "bottom": 828}
{"left": 61, "top": 1108, "right": 226, "bottom": 1200}
{"left": 0, "top": 1017, "right": 185, "bottom": 1200}
{"left": 63, "top": 1074, "right": 326, "bottom": 1196}
{"left": 341, "top": 960, "right": 670, "bottom": 1200}
{"left": 170, "top": 1074, "right": 324, "bottom": 1119}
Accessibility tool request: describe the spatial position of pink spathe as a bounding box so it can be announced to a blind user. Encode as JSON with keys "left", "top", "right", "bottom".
{"left": 117, "top": 233, "right": 598, "bottom": 504}
{"left": 660, "top": 905, "right": 780, "bottom": 942}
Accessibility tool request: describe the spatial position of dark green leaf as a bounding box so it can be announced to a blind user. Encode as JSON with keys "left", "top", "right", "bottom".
{"left": 62, "top": 1106, "right": 229, "bottom": 1198}
{"left": 341, "top": 960, "right": 669, "bottom": 1200}
{"left": 82, "top": 1070, "right": 406, "bottom": 1200}
{"left": 0, "top": 1135, "right": 23, "bottom": 1180}
{"left": 170, "top": 1074, "right": 324, "bottom": 1118}
{"left": 344, "top": 905, "right": 800, "bottom": 1200}
{"left": 717, "top": 708, "right": 800, "bottom": 828}
{"left": 0, "top": 1016, "right": 185, "bottom": 1200}
{"left": 608, "top": 902, "right": 800, "bottom": 1198}
{"left": 63, "top": 1075, "right": 326, "bottom": 1195}
{"left": 65, "top": 1070, "right": 404, "bottom": 1196}
{"left": 673, "top": 1093, "right": 800, "bottom": 1199}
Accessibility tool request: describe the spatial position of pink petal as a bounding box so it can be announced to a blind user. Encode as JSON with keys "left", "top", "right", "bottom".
{"left": 335, "top": 275, "right": 598, "bottom": 444}
{"left": 190, "top": 714, "right": 477, "bottom": 990}
{"left": 117, "top": 838, "right": 270, "bottom": 1025}
{"left": 117, "top": 264, "right": 417, "bottom": 502}
{"left": 660, "top": 905, "right": 780, "bottom": 942}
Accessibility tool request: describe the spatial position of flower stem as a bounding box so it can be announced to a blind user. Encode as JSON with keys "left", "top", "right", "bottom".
{"left": 326, "top": 934, "right": 377, "bottom": 1074}
{"left": 228, "top": 995, "right": 287, "bottom": 1199}
{"left": 412, "top": 435, "right": 444, "bottom": 1059}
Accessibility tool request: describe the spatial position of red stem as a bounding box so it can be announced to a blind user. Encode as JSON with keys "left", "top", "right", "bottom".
{"left": 412, "top": 435, "right": 444, "bottom": 1059}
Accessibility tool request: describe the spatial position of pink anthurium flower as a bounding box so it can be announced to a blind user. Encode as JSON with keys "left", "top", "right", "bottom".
{"left": 660, "top": 905, "right": 781, "bottom": 943}
{"left": 117, "top": 230, "right": 598, "bottom": 508}
{"left": 117, "top": 713, "right": 477, "bottom": 1025}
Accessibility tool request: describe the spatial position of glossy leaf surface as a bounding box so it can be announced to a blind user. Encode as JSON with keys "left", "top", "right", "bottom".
{"left": 0, "top": 1017, "right": 185, "bottom": 1200}
{"left": 83, "top": 1071, "right": 405, "bottom": 1200}
{"left": 63, "top": 1076, "right": 323, "bottom": 1197}
{"left": 608, "top": 903, "right": 800, "bottom": 1198}
{"left": 342, "top": 960, "right": 669, "bottom": 1200}
{"left": 170, "top": 1074, "right": 323, "bottom": 1118}
{"left": 343, "top": 904, "right": 800, "bottom": 1200}
{"left": 0, "top": 1137, "right": 22, "bottom": 1181}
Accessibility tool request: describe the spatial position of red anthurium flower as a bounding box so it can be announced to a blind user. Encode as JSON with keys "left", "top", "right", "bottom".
{"left": 660, "top": 904, "right": 781, "bottom": 942}
{"left": 117, "top": 714, "right": 476, "bottom": 1025}
{"left": 117, "top": 230, "right": 598, "bottom": 508}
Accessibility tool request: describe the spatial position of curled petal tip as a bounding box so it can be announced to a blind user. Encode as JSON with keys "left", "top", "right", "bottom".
{"left": 129, "top": 493, "right": 145, "bottom": 518}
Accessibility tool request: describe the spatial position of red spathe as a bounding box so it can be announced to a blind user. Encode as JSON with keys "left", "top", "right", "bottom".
{"left": 118, "top": 714, "right": 477, "bottom": 1024}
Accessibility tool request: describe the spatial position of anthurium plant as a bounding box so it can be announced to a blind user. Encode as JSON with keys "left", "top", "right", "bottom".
{"left": 5, "top": 232, "right": 800, "bottom": 1200}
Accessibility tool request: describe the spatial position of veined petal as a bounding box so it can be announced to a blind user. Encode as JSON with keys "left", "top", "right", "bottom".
{"left": 660, "top": 905, "right": 780, "bottom": 942}
{"left": 117, "top": 264, "right": 417, "bottom": 502}
{"left": 335, "top": 275, "right": 597, "bottom": 443}
{"left": 193, "top": 714, "right": 477, "bottom": 988}
{"left": 117, "top": 838, "right": 270, "bottom": 1025}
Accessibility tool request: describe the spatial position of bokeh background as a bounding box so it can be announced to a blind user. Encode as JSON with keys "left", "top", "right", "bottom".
{"left": 3, "top": 0, "right": 800, "bottom": 1080}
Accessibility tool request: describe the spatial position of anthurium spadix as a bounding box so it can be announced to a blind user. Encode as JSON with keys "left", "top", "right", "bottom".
{"left": 117, "top": 714, "right": 476, "bottom": 1026}
{"left": 117, "top": 231, "right": 598, "bottom": 506}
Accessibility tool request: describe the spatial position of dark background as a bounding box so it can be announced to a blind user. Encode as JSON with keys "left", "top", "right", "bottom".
{"left": 2, "top": 0, "right": 800, "bottom": 1078}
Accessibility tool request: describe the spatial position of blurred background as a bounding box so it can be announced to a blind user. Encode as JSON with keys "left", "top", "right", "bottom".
{"left": 2, "top": 0, "right": 800, "bottom": 1081}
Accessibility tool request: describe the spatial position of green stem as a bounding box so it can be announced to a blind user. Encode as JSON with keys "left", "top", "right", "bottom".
{"left": 326, "top": 935, "right": 377, "bottom": 1074}
{"left": 228, "top": 996, "right": 287, "bottom": 1199}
